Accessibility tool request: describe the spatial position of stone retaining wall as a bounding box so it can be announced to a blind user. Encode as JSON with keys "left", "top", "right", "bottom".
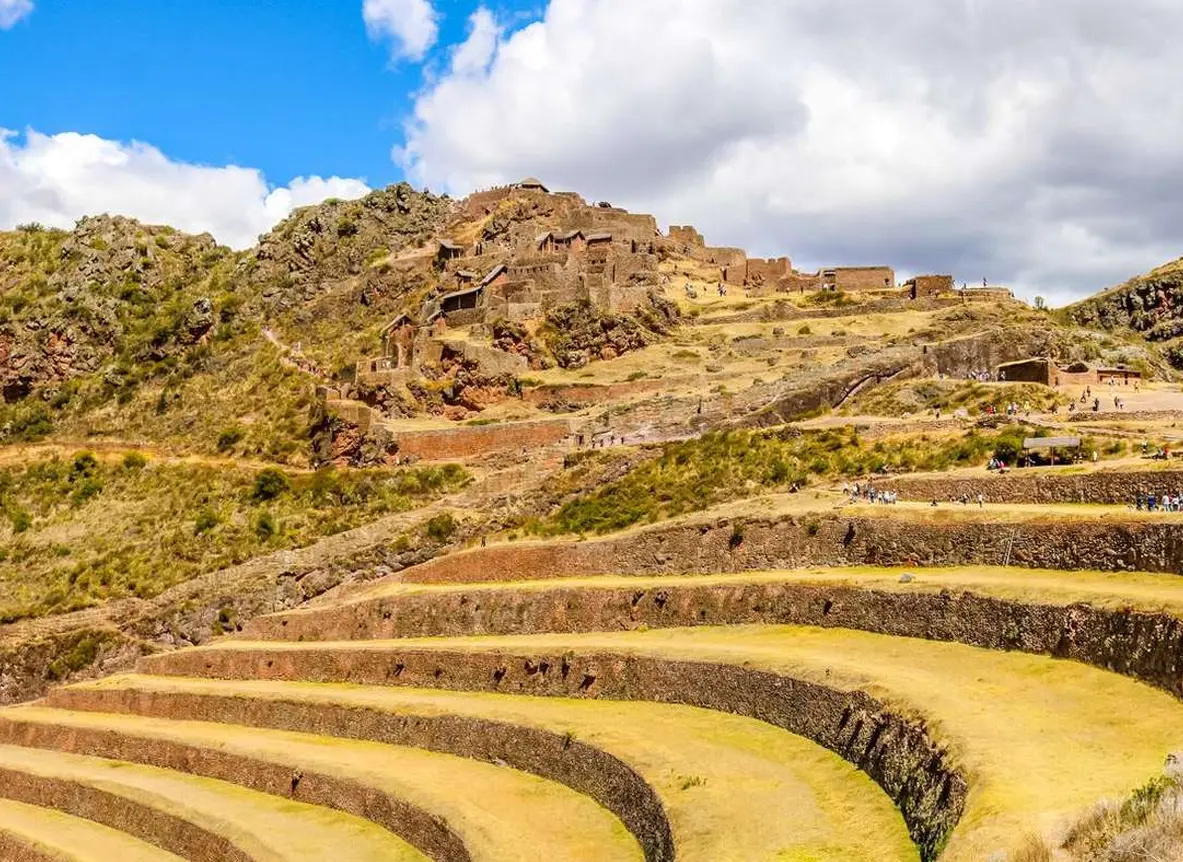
{"left": 0, "top": 717, "right": 473, "bottom": 862}
{"left": 258, "top": 580, "right": 1183, "bottom": 699}
{"left": 374, "top": 514, "right": 1183, "bottom": 586}
{"left": 393, "top": 419, "right": 572, "bottom": 462}
{"left": 0, "top": 768, "right": 251, "bottom": 862}
{"left": 44, "top": 688, "right": 672, "bottom": 862}
{"left": 0, "top": 834, "right": 58, "bottom": 862}
{"left": 879, "top": 469, "right": 1183, "bottom": 504}
{"left": 141, "top": 645, "right": 966, "bottom": 862}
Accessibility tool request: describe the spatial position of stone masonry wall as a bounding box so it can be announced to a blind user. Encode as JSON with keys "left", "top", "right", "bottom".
{"left": 142, "top": 645, "right": 965, "bottom": 862}
{"left": 249, "top": 574, "right": 1183, "bottom": 711}
{"left": 878, "top": 469, "right": 1183, "bottom": 505}
{"left": 0, "top": 717, "right": 472, "bottom": 862}
{"left": 47, "top": 687, "right": 673, "bottom": 862}
{"left": 0, "top": 768, "right": 252, "bottom": 862}
{"left": 395, "top": 419, "right": 572, "bottom": 461}
{"left": 389, "top": 513, "right": 1183, "bottom": 584}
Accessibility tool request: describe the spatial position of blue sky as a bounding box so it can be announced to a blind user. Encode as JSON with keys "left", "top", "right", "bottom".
{"left": 0, "top": 0, "right": 516, "bottom": 187}
{"left": 2, "top": 0, "right": 1182, "bottom": 302}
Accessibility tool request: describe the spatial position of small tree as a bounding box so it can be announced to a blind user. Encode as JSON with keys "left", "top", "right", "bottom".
{"left": 1034, "top": 296, "right": 1046, "bottom": 310}
{"left": 252, "top": 468, "right": 290, "bottom": 502}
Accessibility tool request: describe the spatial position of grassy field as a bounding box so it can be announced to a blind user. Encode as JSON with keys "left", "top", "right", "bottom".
{"left": 532, "top": 424, "right": 1094, "bottom": 536}
{"left": 0, "top": 798, "right": 186, "bottom": 861}
{"left": 65, "top": 674, "right": 917, "bottom": 862}
{"left": 209, "top": 627, "right": 1183, "bottom": 861}
{"left": 6, "top": 706, "right": 642, "bottom": 862}
{"left": 0, "top": 742, "right": 426, "bottom": 861}
{"left": 0, "top": 452, "right": 468, "bottom": 622}
{"left": 845, "top": 379, "right": 1069, "bottom": 417}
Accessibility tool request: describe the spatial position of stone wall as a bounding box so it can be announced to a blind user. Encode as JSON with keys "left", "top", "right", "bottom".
{"left": 143, "top": 644, "right": 965, "bottom": 862}
{"left": 463, "top": 187, "right": 514, "bottom": 217}
{"left": 745, "top": 257, "right": 791, "bottom": 284}
{"left": 249, "top": 576, "right": 1183, "bottom": 705}
{"left": 907, "top": 275, "right": 953, "bottom": 298}
{"left": 667, "top": 226, "right": 704, "bottom": 247}
{"left": 47, "top": 687, "right": 673, "bottom": 862}
{"left": 0, "top": 767, "right": 252, "bottom": 862}
{"left": 386, "top": 512, "right": 1183, "bottom": 583}
{"left": 832, "top": 267, "right": 896, "bottom": 292}
{"left": 0, "top": 717, "right": 472, "bottom": 862}
{"left": 878, "top": 469, "right": 1183, "bottom": 505}
{"left": 393, "top": 419, "right": 573, "bottom": 462}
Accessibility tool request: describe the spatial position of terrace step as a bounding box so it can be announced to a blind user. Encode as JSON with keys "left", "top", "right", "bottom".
{"left": 242, "top": 567, "right": 1183, "bottom": 698}
{"left": 47, "top": 674, "right": 918, "bottom": 862}
{"left": 0, "top": 705, "right": 642, "bottom": 862}
{"left": 247, "top": 564, "right": 1183, "bottom": 640}
{"left": 0, "top": 742, "right": 426, "bottom": 862}
{"left": 138, "top": 627, "right": 1183, "bottom": 862}
{"left": 0, "top": 798, "right": 184, "bottom": 862}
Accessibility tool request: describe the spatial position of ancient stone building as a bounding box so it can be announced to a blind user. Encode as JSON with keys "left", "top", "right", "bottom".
{"left": 961, "top": 286, "right": 1016, "bottom": 302}
{"left": 668, "top": 225, "right": 705, "bottom": 247}
{"left": 823, "top": 267, "right": 896, "bottom": 292}
{"left": 905, "top": 275, "right": 954, "bottom": 299}
{"left": 995, "top": 358, "right": 1142, "bottom": 387}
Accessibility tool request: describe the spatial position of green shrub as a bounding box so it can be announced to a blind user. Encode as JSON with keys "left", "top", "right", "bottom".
{"left": 254, "top": 511, "right": 276, "bottom": 540}
{"left": 425, "top": 512, "right": 457, "bottom": 542}
{"left": 122, "top": 451, "right": 148, "bottom": 470}
{"left": 216, "top": 427, "right": 245, "bottom": 453}
{"left": 72, "top": 452, "right": 99, "bottom": 477}
{"left": 10, "top": 507, "right": 32, "bottom": 533}
{"left": 194, "top": 508, "right": 220, "bottom": 535}
{"left": 797, "top": 325, "right": 812, "bottom": 336}
{"left": 546, "top": 426, "right": 1043, "bottom": 536}
{"left": 252, "top": 468, "right": 290, "bottom": 502}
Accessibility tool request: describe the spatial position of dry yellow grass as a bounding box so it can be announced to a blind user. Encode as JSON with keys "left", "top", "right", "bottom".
{"left": 4, "top": 706, "right": 641, "bottom": 862}
{"left": 66, "top": 674, "right": 918, "bottom": 862}
{"left": 0, "top": 798, "right": 186, "bottom": 861}
{"left": 198, "top": 627, "right": 1183, "bottom": 861}
{"left": 0, "top": 743, "right": 427, "bottom": 861}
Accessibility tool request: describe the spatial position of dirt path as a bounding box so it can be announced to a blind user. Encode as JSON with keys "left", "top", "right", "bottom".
{"left": 262, "top": 327, "right": 333, "bottom": 382}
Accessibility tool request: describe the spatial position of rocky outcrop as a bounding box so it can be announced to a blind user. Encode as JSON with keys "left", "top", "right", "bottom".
{"left": 543, "top": 294, "right": 679, "bottom": 369}
{"left": 243, "top": 183, "right": 454, "bottom": 309}
{"left": 0, "top": 218, "right": 223, "bottom": 401}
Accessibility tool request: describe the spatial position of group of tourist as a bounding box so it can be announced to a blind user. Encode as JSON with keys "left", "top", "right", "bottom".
{"left": 843, "top": 482, "right": 900, "bottom": 505}
{"left": 1136, "top": 494, "right": 1183, "bottom": 511}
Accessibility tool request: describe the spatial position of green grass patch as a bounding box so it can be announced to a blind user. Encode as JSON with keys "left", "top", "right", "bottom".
{"left": 542, "top": 426, "right": 1036, "bottom": 535}
{"left": 0, "top": 457, "right": 469, "bottom": 623}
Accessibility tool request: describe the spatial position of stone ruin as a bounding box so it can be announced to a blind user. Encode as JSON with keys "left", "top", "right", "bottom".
{"left": 358, "top": 179, "right": 665, "bottom": 385}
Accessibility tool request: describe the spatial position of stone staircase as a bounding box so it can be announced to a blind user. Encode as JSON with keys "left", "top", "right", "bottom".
{"left": 3, "top": 553, "right": 1183, "bottom": 860}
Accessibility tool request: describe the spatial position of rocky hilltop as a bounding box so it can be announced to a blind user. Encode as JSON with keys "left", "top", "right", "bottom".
{"left": 1067, "top": 257, "right": 1183, "bottom": 366}
{"left": 0, "top": 216, "right": 230, "bottom": 402}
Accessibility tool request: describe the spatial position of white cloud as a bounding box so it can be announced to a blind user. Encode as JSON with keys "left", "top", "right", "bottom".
{"left": 450, "top": 7, "right": 500, "bottom": 77}
{"left": 0, "top": 130, "right": 370, "bottom": 249}
{"left": 363, "top": 0, "right": 439, "bottom": 62}
{"left": 400, "top": 0, "right": 1183, "bottom": 304}
{"left": 0, "top": 0, "right": 33, "bottom": 29}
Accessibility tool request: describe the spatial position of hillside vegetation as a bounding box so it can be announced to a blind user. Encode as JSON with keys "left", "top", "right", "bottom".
{"left": 0, "top": 451, "right": 468, "bottom": 623}
{"left": 1067, "top": 257, "right": 1183, "bottom": 368}
{"left": 538, "top": 425, "right": 1059, "bottom": 535}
